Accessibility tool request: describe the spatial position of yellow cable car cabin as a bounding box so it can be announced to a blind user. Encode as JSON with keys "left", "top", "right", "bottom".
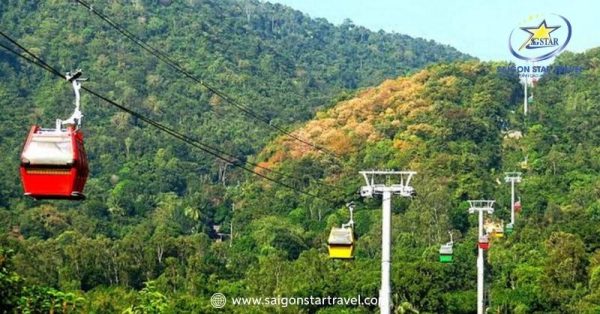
{"left": 328, "top": 227, "right": 354, "bottom": 259}
{"left": 493, "top": 227, "right": 504, "bottom": 238}
{"left": 484, "top": 219, "right": 504, "bottom": 239}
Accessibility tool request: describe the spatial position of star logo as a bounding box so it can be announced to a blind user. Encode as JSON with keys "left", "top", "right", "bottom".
{"left": 519, "top": 20, "right": 560, "bottom": 51}
{"left": 508, "top": 14, "right": 572, "bottom": 62}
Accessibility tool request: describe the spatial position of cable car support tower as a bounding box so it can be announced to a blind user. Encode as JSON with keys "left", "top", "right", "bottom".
{"left": 359, "top": 170, "right": 416, "bottom": 314}
{"left": 504, "top": 172, "right": 522, "bottom": 233}
{"left": 468, "top": 200, "right": 495, "bottom": 314}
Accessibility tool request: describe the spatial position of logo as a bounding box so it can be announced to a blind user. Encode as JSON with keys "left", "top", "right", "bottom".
{"left": 509, "top": 14, "right": 571, "bottom": 62}
{"left": 211, "top": 293, "right": 227, "bottom": 308}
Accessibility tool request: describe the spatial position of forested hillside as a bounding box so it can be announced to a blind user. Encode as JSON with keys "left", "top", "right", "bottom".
{"left": 0, "top": 0, "right": 469, "bottom": 312}
{"left": 0, "top": 0, "right": 467, "bottom": 223}
{"left": 249, "top": 50, "right": 600, "bottom": 313}
{"left": 1, "top": 0, "right": 600, "bottom": 313}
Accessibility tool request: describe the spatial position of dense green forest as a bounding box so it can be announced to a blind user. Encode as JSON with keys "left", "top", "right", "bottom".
{"left": 0, "top": 0, "right": 467, "bottom": 211}
{"left": 2, "top": 0, "right": 600, "bottom": 313}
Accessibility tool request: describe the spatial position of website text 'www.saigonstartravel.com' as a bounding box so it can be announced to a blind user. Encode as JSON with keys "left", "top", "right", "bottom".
{"left": 210, "top": 293, "right": 378, "bottom": 309}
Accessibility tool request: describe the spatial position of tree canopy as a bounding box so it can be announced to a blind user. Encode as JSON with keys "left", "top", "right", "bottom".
{"left": 1, "top": 0, "right": 600, "bottom": 313}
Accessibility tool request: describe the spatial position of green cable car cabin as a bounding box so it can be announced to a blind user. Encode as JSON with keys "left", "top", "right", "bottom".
{"left": 439, "top": 231, "right": 454, "bottom": 263}
{"left": 505, "top": 223, "right": 514, "bottom": 235}
{"left": 439, "top": 243, "right": 453, "bottom": 263}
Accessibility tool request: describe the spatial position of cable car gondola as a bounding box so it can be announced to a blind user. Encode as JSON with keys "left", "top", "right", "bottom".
{"left": 20, "top": 71, "right": 89, "bottom": 200}
{"left": 505, "top": 223, "right": 514, "bottom": 235}
{"left": 478, "top": 234, "right": 490, "bottom": 250}
{"left": 514, "top": 200, "right": 522, "bottom": 213}
{"left": 328, "top": 227, "right": 354, "bottom": 259}
{"left": 484, "top": 219, "right": 504, "bottom": 239}
{"left": 328, "top": 202, "right": 355, "bottom": 259}
{"left": 493, "top": 223, "right": 504, "bottom": 239}
{"left": 439, "top": 231, "right": 454, "bottom": 263}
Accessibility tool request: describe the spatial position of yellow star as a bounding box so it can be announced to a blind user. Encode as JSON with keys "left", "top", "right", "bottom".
{"left": 532, "top": 24, "right": 553, "bottom": 39}
{"left": 519, "top": 20, "right": 560, "bottom": 51}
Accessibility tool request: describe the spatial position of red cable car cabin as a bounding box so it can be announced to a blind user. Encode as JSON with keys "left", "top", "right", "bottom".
{"left": 20, "top": 125, "right": 89, "bottom": 200}
{"left": 514, "top": 201, "right": 522, "bottom": 213}
{"left": 478, "top": 235, "right": 490, "bottom": 250}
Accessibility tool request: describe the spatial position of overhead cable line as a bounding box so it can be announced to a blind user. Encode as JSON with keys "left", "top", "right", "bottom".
{"left": 0, "top": 26, "right": 344, "bottom": 194}
{"left": 0, "top": 31, "right": 336, "bottom": 201}
{"left": 73, "top": 0, "right": 341, "bottom": 160}
{"left": 70, "top": 0, "right": 346, "bottom": 191}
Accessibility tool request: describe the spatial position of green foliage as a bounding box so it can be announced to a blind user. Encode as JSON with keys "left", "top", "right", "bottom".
{"left": 18, "top": 286, "right": 85, "bottom": 314}
{"left": 124, "top": 281, "right": 168, "bottom": 314}
{"left": 0, "top": 246, "right": 85, "bottom": 313}
{"left": 1, "top": 1, "right": 600, "bottom": 312}
{"left": 0, "top": 247, "right": 22, "bottom": 311}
